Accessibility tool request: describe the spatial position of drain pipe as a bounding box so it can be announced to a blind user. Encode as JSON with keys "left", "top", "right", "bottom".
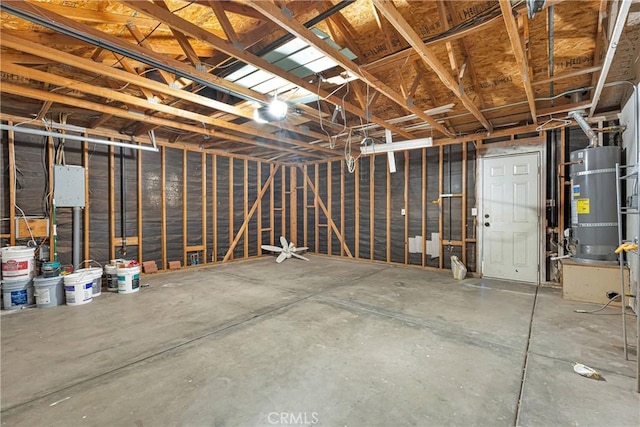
{"left": 568, "top": 110, "right": 599, "bottom": 147}
{"left": 589, "top": 0, "right": 632, "bottom": 117}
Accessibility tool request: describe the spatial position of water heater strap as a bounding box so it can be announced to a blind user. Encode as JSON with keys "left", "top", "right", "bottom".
{"left": 572, "top": 167, "right": 616, "bottom": 177}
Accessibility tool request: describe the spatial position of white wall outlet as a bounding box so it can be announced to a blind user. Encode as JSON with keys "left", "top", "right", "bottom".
{"left": 401, "top": 208, "right": 406, "bottom": 216}
{"left": 471, "top": 207, "right": 478, "bottom": 216}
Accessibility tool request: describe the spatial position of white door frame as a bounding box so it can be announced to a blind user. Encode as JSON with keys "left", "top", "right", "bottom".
{"left": 477, "top": 142, "right": 546, "bottom": 284}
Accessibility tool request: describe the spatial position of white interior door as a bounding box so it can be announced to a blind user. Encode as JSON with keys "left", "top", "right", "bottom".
{"left": 481, "top": 153, "right": 540, "bottom": 283}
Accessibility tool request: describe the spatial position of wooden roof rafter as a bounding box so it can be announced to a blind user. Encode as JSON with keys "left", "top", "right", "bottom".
{"left": 244, "top": 0, "right": 453, "bottom": 138}
{"left": 118, "top": 0, "right": 414, "bottom": 140}
{"left": 498, "top": 0, "right": 537, "bottom": 124}
{"left": 0, "top": 61, "right": 334, "bottom": 158}
{"left": 207, "top": 0, "right": 241, "bottom": 46}
{"left": 372, "top": 1, "right": 491, "bottom": 133}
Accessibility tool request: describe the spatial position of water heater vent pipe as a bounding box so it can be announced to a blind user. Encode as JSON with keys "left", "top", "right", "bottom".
{"left": 568, "top": 110, "right": 599, "bottom": 147}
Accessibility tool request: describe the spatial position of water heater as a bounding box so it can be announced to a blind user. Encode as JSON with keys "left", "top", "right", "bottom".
{"left": 569, "top": 146, "right": 621, "bottom": 261}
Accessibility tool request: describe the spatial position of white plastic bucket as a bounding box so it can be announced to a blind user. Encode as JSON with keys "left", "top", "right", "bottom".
{"left": 2, "top": 276, "right": 34, "bottom": 310}
{"left": 1, "top": 246, "right": 35, "bottom": 278}
{"left": 104, "top": 264, "right": 118, "bottom": 292}
{"left": 33, "top": 275, "right": 64, "bottom": 308}
{"left": 75, "top": 267, "right": 103, "bottom": 297}
{"left": 451, "top": 255, "right": 467, "bottom": 280}
{"left": 63, "top": 272, "right": 93, "bottom": 306}
{"left": 117, "top": 265, "right": 140, "bottom": 294}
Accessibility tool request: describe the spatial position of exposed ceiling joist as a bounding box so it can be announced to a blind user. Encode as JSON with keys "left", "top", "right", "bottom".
{"left": 119, "top": 0, "right": 413, "bottom": 139}
{"left": 498, "top": 0, "right": 537, "bottom": 124}
{"left": 372, "top": 0, "right": 491, "bottom": 133}
{"left": 207, "top": 0, "right": 241, "bottom": 46}
{"left": 244, "top": 0, "right": 453, "bottom": 138}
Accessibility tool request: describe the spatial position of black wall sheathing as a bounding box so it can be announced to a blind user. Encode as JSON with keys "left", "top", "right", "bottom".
{"left": 407, "top": 150, "right": 423, "bottom": 266}
{"left": 186, "top": 151, "right": 203, "bottom": 264}
{"left": 272, "top": 166, "right": 284, "bottom": 245}
{"left": 114, "top": 148, "right": 139, "bottom": 263}
{"left": 442, "top": 144, "right": 463, "bottom": 243}
{"left": 343, "top": 164, "right": 356, "bottom": 257}
{"left": 260, "top": 164, "right": 272, "bottom": 247}
{"left": 215, "top": 156, "right": 229, "bottom": 261}
{"left": 247, "top": 161, "right": 258, "bottom": 257}
{"left": 443, "top": 245, "right": 463, "bottom": 270}
{"left": 164, "top": 147, "right": 183, "bottom": 265}
{"left": 331, "top": 161, "right": 341, "bottom": 255}
{"left": 232, "top": 159, "right": 244, "bottom": 259}
{"left": 305, "top": 165, "right": 316, "bottom": 251}
{"left": 316, "top": 163, "right": 328, "bottom": 253}
{"left": 87, "top": 143, "right": 110, "bottom": 265}
{"left": 466, "top": 143, "right": 477, "bottom": 270}
{"left": 0, "top": 136, "right": 10, "bottom": 239}
{"left": 390, "top": 153, "right": 405, "bottom": 264}
{"left": 357, "top": 159, "right": 371, "bottom": 259}
{"left": 425, "top": 147, "right": 440, "bottom": 268}
{"left": 140, "top": 149, "right": 162, "bottom": 268}
{"left": 373, "top": 154, "right": 387, "bottom": 261}
{"left": 296, "top": 167, "right": 304, "bottom": 248}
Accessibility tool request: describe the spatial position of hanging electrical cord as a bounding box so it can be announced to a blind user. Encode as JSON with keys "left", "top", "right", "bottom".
{"left": 316, "top": 77, "right": 336, "bottom": 149}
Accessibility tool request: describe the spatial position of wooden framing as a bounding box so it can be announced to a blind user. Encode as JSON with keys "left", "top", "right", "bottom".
{"left": 499, "top": 0, "right": 537, "bottom": 124}
{"left": 438, "top": 146, "right": 444, "bottom": 269}
{"left": 8, "top": 123, "right": 16, "bottom": 246}
{"left": 372, "top": 0, "right": 492, "bottom": 133}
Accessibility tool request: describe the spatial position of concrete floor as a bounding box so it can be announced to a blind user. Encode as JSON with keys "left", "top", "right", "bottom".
{"left": 1, "top": 256, "right": 638, "bottom": 426}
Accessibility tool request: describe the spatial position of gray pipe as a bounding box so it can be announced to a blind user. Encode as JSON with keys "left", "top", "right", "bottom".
{"left": 568, "top": 110, "right": 598, "bottom": 147}
{"left": 73, "top": 206, "right": 81, "bottom": 269}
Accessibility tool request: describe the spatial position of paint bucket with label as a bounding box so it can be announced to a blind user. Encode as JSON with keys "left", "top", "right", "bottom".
{"left": 41, "top": 261, "right": 61, "bottom": 278}
{"left": 75, "top": 267, "right": 103, "bottom": 297}
{"left": 2, "top": 276, "right": 34, "bottom": 310}
{"left": 1, "top": 246, "right": 36, "bottom": 278}
{"left": 104, "top": 264, "right": 119, "bottom": 292}
{"left": 33, "top": 275, "right": 64, "bottom": 308}
{"left": 63, "top": 272, "right": 93, "bottom": 306}
{"left": 117, "top": 264, "right": 140, "bottom": 294}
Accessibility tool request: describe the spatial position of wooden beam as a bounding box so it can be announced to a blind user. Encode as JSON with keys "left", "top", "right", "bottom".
{"left": 212, "top": 154, "right": 217, "bottom": 262}
{"left": 222, "top": 164, "right": 280, "bottom": 262}
{"left": 301, "top": 167, "right": 353, "bottom": 258}
{"left": 0, "top": 34, "right": 350, "bottom": 147}
{"left": 327, "top": 163, "right": 332, "bottom": 256}
{"left": 182, "top": 149, "right": 188, "bottom": 265}
{"left": 0, "top": 65, "right": 329, "bottom": 157}
{"left": 125, "top": 20, "right": 176, "bottom": 86}
{"left": 499, "top": 0, "right": 537, "bottom": 124}
{"left": 290, "top": 166, "right": 297, "bottom": 245}
{"left": 245, "top": 0, "right": 452, "bottom": 138}
{"left": 202, "top": 152, "right": 207, "bottom": 264}
{"left": 229, "top": 158, "right": 234, "bottom": 261}
{"left": 120, "top": 0, "right": 415, "bottom": 139}
{"left": 208, "top": 0, "right": 241, "bottom": 45}
{"left": 160, "top": 146, "right": 167, "bottom": 269}
{"left": 302, "top": 164, "right": 308, "bottom": 250}
{"left": 386, "top": 156, "right": 391, "bottom": 263}
{"left": 36, "top": 101, "right": 53, "bottom": 121}
{"left": 533, "top": 66, "right": 602, "bottom": 86}
{"left": 372, "top": 0, "right": 492, "bottom": 132}
{"left": 244, "top": 159, "right": 249, "bottom": 258}
{"left": 436, "top": 1, "right": 459, "bottom": 76}
{"left": 154, "top": 0, "right": 203, "bottom": 67}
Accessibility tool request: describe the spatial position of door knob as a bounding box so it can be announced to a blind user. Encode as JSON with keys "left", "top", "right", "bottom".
{"left": 484, "top": 222, "right": 490, "bottom": 227}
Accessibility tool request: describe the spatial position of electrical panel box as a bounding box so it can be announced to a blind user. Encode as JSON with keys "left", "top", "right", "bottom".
{"left": 54, "top": 165, "right": 85, "bottom": 207}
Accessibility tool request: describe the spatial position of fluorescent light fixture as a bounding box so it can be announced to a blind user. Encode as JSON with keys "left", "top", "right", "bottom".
{"left": 0, "top": 124, "right": 159, "bottom": 152}
{"left": 360, "top": 137, "right": 433, "bottom": 155}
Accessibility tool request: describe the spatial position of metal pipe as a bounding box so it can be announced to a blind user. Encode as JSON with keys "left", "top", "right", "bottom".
{"left": 568, "top": 110, "right": 598, "bottom": 147}
{"left": 72, "top": 206, "right": 81, "bottom": 269}
{"left": 589, "top": 0, "right": 632, "bottom": 117}
{"left": 615, "top": 164, "right": 628, "bottom": 360}
{"left": 0, "top": 124, "right": 158, "bottom": 152}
